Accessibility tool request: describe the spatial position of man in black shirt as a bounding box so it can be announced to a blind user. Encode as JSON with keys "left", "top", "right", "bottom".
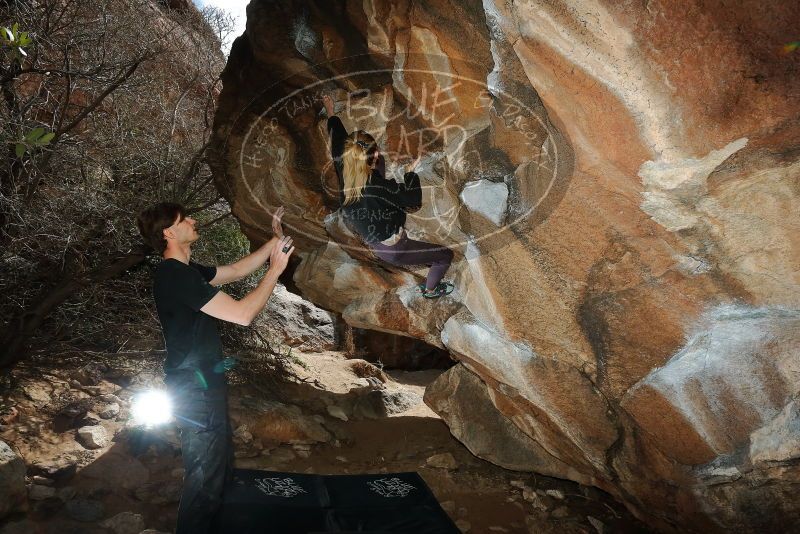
{"left": 137, "top": 202, "right": 294, "bottom": 534}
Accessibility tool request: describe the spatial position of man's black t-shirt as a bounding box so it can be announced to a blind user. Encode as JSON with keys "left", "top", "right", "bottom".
{"left": 153, "top": 259, "right": 223, "bottom": 385}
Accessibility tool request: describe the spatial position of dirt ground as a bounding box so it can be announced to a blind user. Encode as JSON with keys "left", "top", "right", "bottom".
{"left": 0, "top": 349, "right": 650, "bottom": 534}
{"left": 237, "top": 368, "right": 648, "bottom": 534}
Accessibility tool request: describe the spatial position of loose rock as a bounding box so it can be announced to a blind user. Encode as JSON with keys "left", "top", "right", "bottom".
{"left": 31, "top": 496, "right": 63, "bottom": 519}
{"left": 101, "top": 511, "right": 145, "bottom": 534}
{"left": 31, "top": 475, "right": 53, "bottom": 486}
{"left": 77, "top": 425, "right": 110, "bottom": 449}
{"left": 268, "top": 448, "right": 296, "bottom": 464}
{"left": 28, "top": 484, "right": 56, "bottom": 500}
{"left": 22, "top": 383, "right": 52, "bottom": 405}
{"left": 455, "top": 519, "right": 471, "bottom": 532}
{"left": 425, "top": 452, "right": 458, "bottom": 470}
{"left": 0, "top": 440, "right": 26, "bottom": 518}
{"left": 98, "top": 402, "right": 121, "bottom": 420}
{"left": 28, "top": 456, "right": 77, "bottom": 480}
{"left": 327, "top": 405, "right": 349, "bottom": 421}
{"left": 57, "top": 486, "right": 77, "bottom": 501}
{"left": 522, "top": 488, "right": 549, "bottom": 511}
{"left": 0, "top": 405, "right": 18, "bottom": 425}
{"left": 233, "top": 424, "right": 254, "bottom": 444}
{"left": 65, "top": 498, "right": 105, "bottom": 522}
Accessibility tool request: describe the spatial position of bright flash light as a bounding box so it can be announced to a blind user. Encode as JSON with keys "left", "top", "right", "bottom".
{"left": 132, "top": 390, "right": 173, "bottom": 427}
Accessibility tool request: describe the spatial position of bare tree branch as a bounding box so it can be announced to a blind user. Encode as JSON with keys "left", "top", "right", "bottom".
{"left": 0, "top": 0, "right": 235, "bottom": 369}
{"left": 54, "top": 59, "right": 143, "bottom": 139}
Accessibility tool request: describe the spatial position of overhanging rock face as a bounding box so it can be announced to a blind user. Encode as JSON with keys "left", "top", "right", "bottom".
{"left": 208, "top": 1, "right": 800, "bottom": 531}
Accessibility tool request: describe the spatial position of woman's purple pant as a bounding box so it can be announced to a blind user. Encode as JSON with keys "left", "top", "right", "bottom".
{"left": 371, "top": 233, "right": 454, "bottom": 290}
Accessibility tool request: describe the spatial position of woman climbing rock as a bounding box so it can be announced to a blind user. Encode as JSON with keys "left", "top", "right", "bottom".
{"left": 323, "top": 94, "right": 454, "bottom": 299}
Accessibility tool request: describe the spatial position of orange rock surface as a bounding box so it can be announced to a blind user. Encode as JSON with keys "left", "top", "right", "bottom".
{"left": 209, "top": 1, "right": 800, "bottom": 530}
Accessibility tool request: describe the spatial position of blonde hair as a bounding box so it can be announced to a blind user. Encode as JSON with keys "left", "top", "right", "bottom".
{"left": 342, "top": 131, "right": 378, "bottom": 205}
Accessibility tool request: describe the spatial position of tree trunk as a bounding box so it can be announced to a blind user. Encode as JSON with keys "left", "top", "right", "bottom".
{"left": 0, "top": 245, "right": 150, "bottom": 372}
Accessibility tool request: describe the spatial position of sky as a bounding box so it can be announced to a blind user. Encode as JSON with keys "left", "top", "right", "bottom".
{"left": 192, "top": 0, "right": 248, "bottom": 56}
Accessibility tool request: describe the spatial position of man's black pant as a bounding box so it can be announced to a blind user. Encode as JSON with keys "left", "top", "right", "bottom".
{"left": 169, "top": 375, "right": 232, "bottom": 534}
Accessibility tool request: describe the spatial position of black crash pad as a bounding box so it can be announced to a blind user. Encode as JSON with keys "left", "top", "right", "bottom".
{"left": 216, "top": 469, "right": 459, "bottom": 533}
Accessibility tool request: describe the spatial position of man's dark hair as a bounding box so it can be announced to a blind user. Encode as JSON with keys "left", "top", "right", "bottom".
{"left": 137, "top": 202, "right": 184, "bottom": 254}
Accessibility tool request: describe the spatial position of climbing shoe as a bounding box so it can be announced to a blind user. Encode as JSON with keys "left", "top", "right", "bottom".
{"left": 421, "top": 281, "right": 455, "bottom": 299}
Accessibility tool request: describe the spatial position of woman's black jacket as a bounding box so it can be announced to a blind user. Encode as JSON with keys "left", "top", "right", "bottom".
{"left": 327, "top": 115, "right": 421, "bottom": 243}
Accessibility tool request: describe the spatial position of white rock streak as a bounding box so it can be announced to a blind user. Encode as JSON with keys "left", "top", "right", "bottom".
{"left": 638, "top": 138, "right": 748, "bottom": 231}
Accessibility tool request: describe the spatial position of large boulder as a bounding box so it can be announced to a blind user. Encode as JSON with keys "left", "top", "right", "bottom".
{"left": 425, "top": 364, "right": 585, "bottom": 479}
{"left": 260, "top": 282, "right": 336, "bottom": 351}
{"left": 208, "top": 1, "right": 800, "bottom": 530}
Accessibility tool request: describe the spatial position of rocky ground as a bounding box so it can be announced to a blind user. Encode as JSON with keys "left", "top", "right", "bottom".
{"left": 0, "top": 348, "right": 648, "bottom": 533}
